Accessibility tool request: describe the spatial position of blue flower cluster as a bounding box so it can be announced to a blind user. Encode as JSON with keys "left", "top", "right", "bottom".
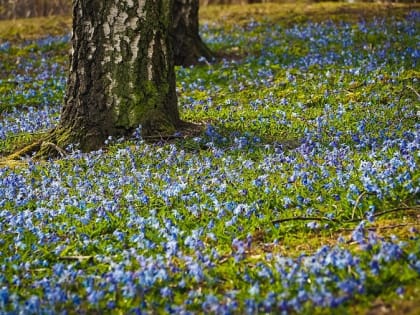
{"left": 0, "top": 10, "right": 419, "bottom": 314}
{"left": 0, "top": 106, "right": 60, "bottom": 140}
{"left": 0, "top": 35, "right": 67, "bottom": 143}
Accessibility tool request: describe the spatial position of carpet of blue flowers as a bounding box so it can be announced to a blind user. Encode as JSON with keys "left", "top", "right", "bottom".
{"left": 0, "top": 7, "right": 419, "bottom": 314}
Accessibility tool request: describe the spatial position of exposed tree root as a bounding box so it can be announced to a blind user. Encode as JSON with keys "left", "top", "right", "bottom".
{"left": 142, "top": 121, "right": 204, "bottom": 144}
{"left": 40, "top": 141, "right": 67, "bottom": 157}
{"left": 0, "top": 139, "right": 42, "bottom": 168}
{"left": 0, "top": 121, "right": 205, "bottom": 167}
{"left": 6, "top": 139, "right": 43, "bottom": 160}
{"left": 2, "top": 129, "right": 65, "bottom": 162}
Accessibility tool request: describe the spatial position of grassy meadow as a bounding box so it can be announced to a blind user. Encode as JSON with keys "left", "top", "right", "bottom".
{"left": 0, "top": 2, "right": 419, "bottom": 314}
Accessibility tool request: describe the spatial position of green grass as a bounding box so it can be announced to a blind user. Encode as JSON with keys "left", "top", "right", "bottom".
{"left": 0, "top": 2, "right": 419, "bottom": 314}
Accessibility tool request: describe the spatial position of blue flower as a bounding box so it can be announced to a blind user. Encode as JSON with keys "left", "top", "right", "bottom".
{"left": 202, "top": 294, "right": 219, "bottom": 312}
{"left": 24, "top": 295, "right": 41, "bottom": 314}
{"left": 351, "top": 221, "right": 366, "bottom": 244}
{"left": 307, "top": 221, "right": 320, "bottom": 230}
{"left": 0, "top": 287, "right": 9, "bottom": 308}
{"left": 160, "top": 287, "right": 172, "bottom": 299}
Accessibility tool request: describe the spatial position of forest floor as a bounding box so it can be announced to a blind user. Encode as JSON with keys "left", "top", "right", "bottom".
{"left": 0, "top": 2, "right": 419, "bottom": 314}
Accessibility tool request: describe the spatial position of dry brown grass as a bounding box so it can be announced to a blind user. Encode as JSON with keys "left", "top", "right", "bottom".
{"left": 200, "top": 2, "right": 420, "bottom": 26}
{"left": 0, "top": 15, "right": 71, "bottom": 42}
{"left": 0, "top": 2, "right": 418, "bottom": 42}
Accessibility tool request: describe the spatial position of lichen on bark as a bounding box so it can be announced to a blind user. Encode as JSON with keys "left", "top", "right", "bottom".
{"left": 50, "top": 0, "right": 180, "bottom": 153}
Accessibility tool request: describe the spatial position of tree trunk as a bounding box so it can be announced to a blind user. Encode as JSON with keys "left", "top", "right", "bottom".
{"left": 172, "top": 0, "right": 213, "bottom": 66}
{"left": 46, "top": 0, "right": 181, "bottom": 153}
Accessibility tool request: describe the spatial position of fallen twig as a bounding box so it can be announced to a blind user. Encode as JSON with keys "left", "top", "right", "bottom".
{"left": 272, "top": 216, "right": 337, "bottom": 225}
{"left": 338, "top": 223, "right": 419, "bottom": 232}
{"left": 372, "top": 205, "right": 420, "bottom": 218}
{"left": 407, "top": 85, "right": 420, "bottom": 100}
{"left": 344, "top": 205, "right": 420, "bottom": 223}
{"left": 142, "top": 134, "right": 186, "bottom": 141}
{"left": 272, "top": 205, "right": 420, "bottom": 226}
{"left": 59, "top": 255, "right": 93, "bottom": 261}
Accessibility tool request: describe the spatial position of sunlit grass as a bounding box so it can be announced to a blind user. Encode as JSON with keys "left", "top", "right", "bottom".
{"left": 0, "top": 15, "right": 71, "bottom": 42}
{"left": 0, "top": 2, "right": 419, "bottom": 314}
{"left": 200, "top": 2, "right": 420, "bottom": 26}
{"left": 0, "top": 2, "right": 418, "bottom": 42}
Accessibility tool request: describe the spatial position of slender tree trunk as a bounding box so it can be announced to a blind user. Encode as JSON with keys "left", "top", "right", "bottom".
{"left": 45, "top": 0, "right": 181, "bottom": 153}
{"left": 172, "top": 0, "right": 213, "bottom": 66}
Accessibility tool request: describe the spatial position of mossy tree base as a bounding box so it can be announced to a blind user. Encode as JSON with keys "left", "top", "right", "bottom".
{"left": 4, "top": 128, "right": 74, "bottom": 160}
{"left": 5, "top": 119, "right": 204, "bottom": 161}
{"left": 5, "top": 1, "right": 209, "bottom": 161}
{"left": 6, "top": 140, "right": 43, "bottom": 161}
{"left": 45, "top": 0, "right": 182, "bottom": 157}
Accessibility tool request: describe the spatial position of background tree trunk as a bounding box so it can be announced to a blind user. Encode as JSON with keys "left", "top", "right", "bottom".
{"left": 172, "top": 0, "right": 213, "bottom": 66}
{"left": 47, "top": 0, "right": 180, "bottom": 153}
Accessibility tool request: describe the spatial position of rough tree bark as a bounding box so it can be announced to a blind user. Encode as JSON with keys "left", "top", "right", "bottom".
{"left": 172, "top": 0, "right": 213, "bottom": 66}
{"left": 43, "top": 0, "right": 182, "bottom": 153}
